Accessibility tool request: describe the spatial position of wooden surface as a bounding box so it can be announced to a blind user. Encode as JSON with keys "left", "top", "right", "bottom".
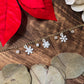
{"left": 0, "top": 0, "right": 84, "bottom": 84}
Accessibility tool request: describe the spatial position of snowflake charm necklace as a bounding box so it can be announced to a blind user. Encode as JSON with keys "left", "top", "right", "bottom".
{"left": 14, "top": 27, "right": 77, "bottom": 55}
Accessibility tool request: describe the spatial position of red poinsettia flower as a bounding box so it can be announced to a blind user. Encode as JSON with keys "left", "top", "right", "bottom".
{"left": 0, "top": 0, "right": 57, "bottom": 46}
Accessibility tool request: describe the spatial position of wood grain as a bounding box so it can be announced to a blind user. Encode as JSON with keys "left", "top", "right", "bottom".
{"left": 0, "top": 0, "right": 84, "bottom": 84}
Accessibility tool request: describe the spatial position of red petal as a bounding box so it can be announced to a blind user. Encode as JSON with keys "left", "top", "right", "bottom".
{"left": 19, "top": 0, "right": 45, "bottom": 8}
{"left": 0, "top": 0, "right": 21, "bottom": 46}
{"left": 19, "top": 0, "right": 57, "bottom": 21}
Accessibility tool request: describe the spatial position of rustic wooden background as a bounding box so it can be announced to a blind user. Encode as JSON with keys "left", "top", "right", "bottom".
{"left": 0, "top": 0, "right": 84, "bottom": 84}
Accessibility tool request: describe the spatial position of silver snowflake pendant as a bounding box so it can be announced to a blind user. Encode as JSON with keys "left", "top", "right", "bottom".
{"left": 42, "top": 39, "right": 50, "bottom": 48}
{"left": 60, "top": 33, "right": 68, "bottom": 42}
{"left": 24, "top": 45, "right": 33, "bottom": 55}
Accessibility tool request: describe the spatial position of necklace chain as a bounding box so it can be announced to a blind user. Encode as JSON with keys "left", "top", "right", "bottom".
{"left": 0, "top": 24, "right": 84, "bottom": 52}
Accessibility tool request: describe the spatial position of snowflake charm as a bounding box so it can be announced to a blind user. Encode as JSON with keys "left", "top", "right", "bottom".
{"left": 42, "top": 39, "right": 50, "bottom": 48}
{"left": 24, "top": 45, "right": 33, "bottom": 55}
{"left": 60, "top": 34, "right": 68, "bottom": 43}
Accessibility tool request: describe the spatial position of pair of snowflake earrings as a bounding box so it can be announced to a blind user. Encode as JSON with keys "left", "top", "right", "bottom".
{"left": 16, "top": 30, "right": 75, "bottom": 55}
